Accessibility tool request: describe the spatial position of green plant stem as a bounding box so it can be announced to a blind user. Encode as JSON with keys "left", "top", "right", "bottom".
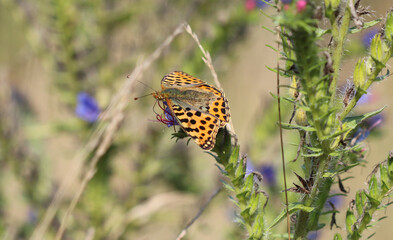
{"left": 329, "top": 2, "right": 351, "bottom": 104}
{"left": 294, "top": 153, "right": 330, "bottom": 239}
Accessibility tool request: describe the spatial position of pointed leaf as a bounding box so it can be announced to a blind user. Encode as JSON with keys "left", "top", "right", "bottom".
{"left": 349, "top": 19, "right": 382, "bottom": 33}
{"left": 368, "top": 175, "right": 380, "bottom": 201}
{"left": 355, "top": 191, "right": 366, "bottom": 216}
{"left": 251, "top": 211, "right": 265, "bottom": 239}
{"left": 280, "top": 122, "right": 316, "bottom": 132}
{"left": 249, "top": 191, "right": 260, "bottom": 216}
{"left": 385, "top": 12, "right": 393, "bottom": 42}
{"left": 346, "top": 209, "right": 356, "bottom": 234}
{"left": 221, "top": 180, "right": 235, "bottom": 192}
{"left": 267, "top": 203, "right": 314, "bottom": 230}
{"left": 342, "top": 107, "right": 385, "bottom": 130}
{"left": 333, "top": 233, "right": 343, "bottom": 240}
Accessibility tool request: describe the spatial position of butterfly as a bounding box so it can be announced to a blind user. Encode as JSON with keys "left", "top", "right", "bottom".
{"left": 152, "top": 71, "right": 230, "bottom": 150}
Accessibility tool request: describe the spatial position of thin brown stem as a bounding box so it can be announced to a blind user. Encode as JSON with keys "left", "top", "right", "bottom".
{"left": 276, "top": 28, "right": 291, "bottom": 240}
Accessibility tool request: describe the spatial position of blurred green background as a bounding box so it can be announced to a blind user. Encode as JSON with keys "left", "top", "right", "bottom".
{"left": 0, "top": 0, "right": 393, "bottom": 239}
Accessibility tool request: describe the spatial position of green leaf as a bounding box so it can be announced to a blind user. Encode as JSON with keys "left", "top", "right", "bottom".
{"left": 301, "top": 152, "right": 323, "bottom": 157}
{"left": 381, "top": 181, "right": 389, "bottom": 195}
{"left": 385, "top": 12, "right": 393, "bottom": 42}
{"left": 355, "top": 191, "right": 366, "bottom": 216}
{"left": 368, "top": 175, "right": 380, "bottom": 201}
{"left": 370, "top": 34, "right": 383, "bottom": 63}
{"left": 265, "top": 65, "right": 277, "bottom": 73}
{"left": 346, "top": 209, "right": 356, "bottom": 234}
{"left": 240, "top": 206, "right": 251, "bottom": 219}
{"left": 267, "top": 203, "right": 314, "bottom": 230}
{"left": 348, "top": 19, "right": 382, "bottom": 33}
{"left": 366, "top": 232, "right": 377, "bottom": 239}
{"left": 333, "top": 233, "right": 343, "bottom": 240}
{"left": 380, "top": 164, "right": 390, "bottom": 190}
{"left": 243, "top": 174, "right": 255, "bottom": 192}
{"left": 235, "top": 160, "right": 245, "bottom": 180}
{"left": 249, "top": 191, "right": 260, "bottom": 216}
{"left": 316, "top": 28, "right": 331, "bottom": 37}
{"left": 342, "top": 106, "right": 385, "bottom": 130}
{"left": 229, "top": 146, "right": 240, "bottom": 167}
{"left": 251, "top": 212, "right": 265, "bottom": 239}
{"left": 265, "top": 44, "right": 278, "bottom": 52}
{"left": 228, "top": 195, "right": 240, "bottom": 207}
{"left": 215, "top": 164, "right": 227, "bottom": 175}
{"left": 354, "top": 59, "right": 367, "bottom": 89}
{"left": 233, "top": 214, "right": 246, "bottom": 225}
{"left": 365, "top": 192, "right": 381, "bottom": 207}
{"left": 280, "top": 122, "right": 316, "bottom": 132}
{"left": 323, "top": 172, "right": 336, "bottom": 178}
{"left": 221, "top": 180, "right": 235, "bottom": 192}
{"left": 303, "top": 146, "right": 322, "bottom": 152}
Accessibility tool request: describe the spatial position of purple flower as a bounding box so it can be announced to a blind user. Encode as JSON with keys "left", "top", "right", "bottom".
{"left": 365, "top": 114, "right": 384, "bottom": 130}
{"left": 358, "top": 90, "right": 378, "bottom": 105}
{"left": 351, "top": 114, "right": 384, "bottom": 145}
{"left": 246, "top": 158, "right": 256, "bottom": 176}
{"left": 156, "top": 101, "right": 178, "bottom": 127}
{"left": 307, "top": 231, "right": 319, "bottom": 240}
{"left": 245, "top": 0, "right": 269, "bottom": 11}
{"left": 75, "top": 92, "right": 101, "bottom": 123}
{"left": 256, "top": 0, "right": 269, "bottom": 8}
{"left": 259, "top": 165, "right": 276, "bottom": 186}
{"left": 28, "top": 209, "right": 38, "bottom": 224}
{"left": 352, "top": 128, "right": 370, "bottom": 145}
{"left": 326, "top": 193, "right": 344, "bottom": 209}
{"left": 282, "top": 0, "right": 292, "bottom": 4}
{"left": 362, "top": 28, "right": 379, "bottom": 48}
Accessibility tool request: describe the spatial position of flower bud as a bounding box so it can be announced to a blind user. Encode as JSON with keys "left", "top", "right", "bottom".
{"left": 370, "top": 34, "right": 383, "bottom": 62}
{"left": 295, "top": 108, "right": 308, "bottom": 126}
{"left": 365, "top": 57, "right": 375, "bottom": 77}
{"left": 385, "top": 12, "right": 393, "bottom": 42}
{"left": 353, "top": 60, "right": 367, "bottom": 89}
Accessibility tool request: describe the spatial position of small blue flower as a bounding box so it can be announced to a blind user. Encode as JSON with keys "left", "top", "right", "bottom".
{"left": 307, "top": 231, "right": 319, "bottom": 240}
{"left": 75, "top": 92, "right": 101, "bottom": 123}
{"left": 155, "top": 101, "right": 178, "bottom": 127}
{"left": 326, "top": 193, "right": 344, "bottom": 209}
{"left": 259, "top": 165, "right": 276, "bottom": 186}
{"left": 28, "top": 209, "right": 38, "bottom": 224}
{"left": 281, "top": 0, "right": 292, "bottom": 4}
{"left": 358, "top": 91, "right": 373, "bottom": 105}
{"left": 351, "top": 114, "right": 384, "bottom": 145}
{"left": 245, "top": 0, "right": 269, "bottom": 11}
{"left": 256, "top": 0, "right": 269, "bottom": 8}
{"left": 352, "top": 128, "right": 370, "bottom": 145}
{"left": 362, "top": 28, "right": 379, "bottom": 48}
{"left": 365, "top": 114, "right": 384, "bottom": 130}
{"left": 246, "top": 158, "right": 256, "bottom": 176}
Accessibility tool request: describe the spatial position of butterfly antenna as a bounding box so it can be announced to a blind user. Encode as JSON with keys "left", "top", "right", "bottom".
{"left": 137, "top": 80, "right": 156, "bottom": 92}
{"left": 134, "top": 93, "right": 153, "bottom": 101}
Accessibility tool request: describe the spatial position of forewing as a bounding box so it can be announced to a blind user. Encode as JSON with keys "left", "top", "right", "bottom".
{"left": 168, "top": 101, "right": 220, "bottom": 150}
{"left": 161, "top": 71, "right": 206, "bottom": 88}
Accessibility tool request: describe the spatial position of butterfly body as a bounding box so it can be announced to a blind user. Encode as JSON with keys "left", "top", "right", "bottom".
{"left": 153, "top": 71, "right": 230, "bottom": 150}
